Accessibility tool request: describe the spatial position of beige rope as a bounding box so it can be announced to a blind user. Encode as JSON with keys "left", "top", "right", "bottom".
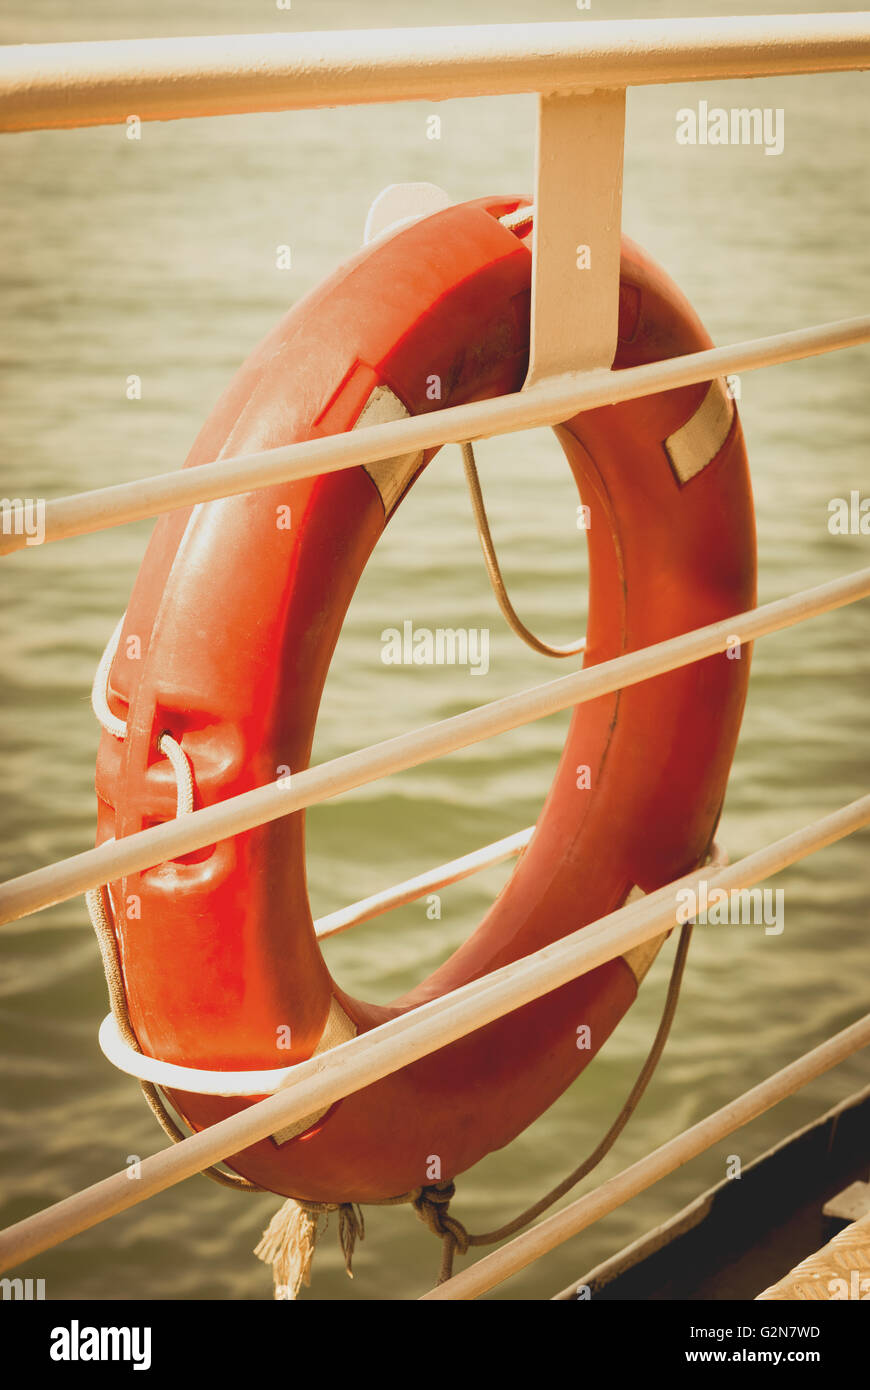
{"left": 428, "top": 920, "right": 693, "bottom": 1281}
{"left": 88, "top": 560, "right": 685, "bottom": 1289}
{"left": 86, "top": 616, "right": 261, "bottom": 1192}
{"left": 256, "top": 1181, "right": 466, "bottom": 1297}
{"left": 460, "top": 440, "right": 586, "bottom": 659}
{"left": 257, "top": 920, "right": 693, "bottom": 1295}
{"left": 85, "top": 882, "right": 263, "bottom": 1193}
{"left": 498, "top": 204, "right": 535, "bottom": 233}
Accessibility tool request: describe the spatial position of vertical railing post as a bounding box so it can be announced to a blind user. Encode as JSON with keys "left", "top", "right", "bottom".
{"left": 525, "top": 89, "right": 626, "bottom": 388}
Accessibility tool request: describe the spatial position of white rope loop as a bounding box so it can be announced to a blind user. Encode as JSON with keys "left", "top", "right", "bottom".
{"left": 97, "top": 1012, "right": 306, "bottom": 1097}
{"left": 91, "top": 613, "right": 195, "bottom": 817}
{"left": 90, "top": 209, "right": 533, "bottom": 826}
{"left": 499, "top": 203, "right": 534, "bottom": 232}
{"left": 93, "top": 844, "right": 723, "bottom": 1097}
{"left": 86, "top": 617, "right": 195, "bottom": 943}
{"left": 156, "top": 732, "right": 195, "bottom": 818}
{"left": 90, "top": 615, "right": 127, "bottom": 739}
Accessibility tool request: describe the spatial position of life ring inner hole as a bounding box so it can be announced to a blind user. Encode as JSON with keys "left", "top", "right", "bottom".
{"left": 306, "top": 424, "right": 591, "bottom": 1001}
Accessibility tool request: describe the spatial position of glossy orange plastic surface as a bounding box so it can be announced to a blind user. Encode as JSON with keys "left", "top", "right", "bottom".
{"left": 95, "top": 198, "right": 755, "bottom": 1201}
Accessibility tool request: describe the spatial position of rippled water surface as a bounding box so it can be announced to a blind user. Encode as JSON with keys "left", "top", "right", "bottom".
{"left": 1, "top": 0, "right": 868, "bottom": 1300}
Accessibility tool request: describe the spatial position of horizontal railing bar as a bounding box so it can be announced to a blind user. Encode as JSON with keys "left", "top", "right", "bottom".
{"left": 1, "top": 17, "right": 868, "bottom": 134}
{"left": 421, "top": 1011, "right": 870, "bottom": 1299}
{"left": 315, "top": 829, "right": 723, "bottom": 942}
{"left": 0, "top": 795, "right": 866, "bottom": 1274}
{"left": 2, "top": 316, "right": 867, "bottom": 557}
{"left": 314, "top": 827, "right": 533, "bottom": 939}
{"left": 0, "top": 566, "right": 868, "bottom": 927}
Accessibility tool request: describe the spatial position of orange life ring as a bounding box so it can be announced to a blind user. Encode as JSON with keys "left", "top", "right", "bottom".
{"left": 94, "top": 196, "right": 756, "bottom": 1202}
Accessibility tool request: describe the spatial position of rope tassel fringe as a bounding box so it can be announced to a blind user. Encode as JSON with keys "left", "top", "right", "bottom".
{"left": 253, "top": 919, "right": 693, "bottom": 1298}
{"left": 255, "top": 1200, "right": 322, "bottom": 1300}
{"left": 255, "top": 1199, "right": 366, "bottom": 1300}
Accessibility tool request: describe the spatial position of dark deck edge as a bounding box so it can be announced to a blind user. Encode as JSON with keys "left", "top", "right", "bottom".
{"left": 552, "top": 1083, "right": 870, "bottom": 1301}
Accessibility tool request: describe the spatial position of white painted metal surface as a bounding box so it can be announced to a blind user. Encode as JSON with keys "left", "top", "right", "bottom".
{"left": 0, "top": 798, "right": 867, "bottom": 1275}
{"left": 0, "top": 16, "right": 868, "bottom": 133}
{"left": 525, "top": 91, "right": 625, "bottom": 384}
{"left": 314, "top": 826, "right": 533, "bottom": 939}
{"left": 2, "top": 316, "right": 868, "bottom": 556}
{"left": 1, "top": 564, "right": 867, "bottom": 922}
{"left": 421, "top": 1013, "right": 870, "bottom": 1300}
{"left": 0, "top": 16, "right": 867, "bottom": 1294}
{"left": 1, "top": 567, "right": 868, "bottom": 926}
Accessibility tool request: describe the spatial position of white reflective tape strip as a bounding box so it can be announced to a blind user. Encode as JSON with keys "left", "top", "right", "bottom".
{"left": 270, "top": 998, "right": 358, "bottom": 1145}
{"left": 664, "top": 379, "right": 735, "bottom": 485}
{"left": 620, "top": 842, "right": 728, "bottom": 984}
{"left": 620, "top": 885, "right": 665, "bottom": 984}
{"left": 97, "top": 996, "right": 357, "bottom": 1103}
{"left": 355, "top": 384, "right": 425, "bottom": 516}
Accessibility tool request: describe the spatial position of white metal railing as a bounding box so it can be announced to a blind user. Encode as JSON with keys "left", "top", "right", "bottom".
{"left": 314, "top": 826, "right": 533, "bottom": 940}
{"left": 1, "top": 318, "right": 868, "bottom": 555}
{"left": 423, "top": 1015, "right": 870, "bottom": 1299}
{"left": 0, "top": 16, "right": 867, "bottom": 133}
{"left": 1, "top": 16, "right": 868, "bottom": 1298}
{"left": 1, "top": 566, "right": 869, "bottom": 925}
{"left": 0, "top": 799, "right": 868, "bottom": 1280}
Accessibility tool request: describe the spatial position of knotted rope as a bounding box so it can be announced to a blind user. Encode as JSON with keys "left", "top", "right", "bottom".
{"left": 460, "top": 439, "right": 587, "bottom": 659}
{"left": 86, "top": 880, "right": 265, "bottom": 1194}
{"left": 411, "top": 1181, "right": 471, "bottom": 1284}
{"left": 256, "top": 920, "right": 694, "bottom": 1296}
{"left": 87, "top": 556, "right": 695, "bottom": 1294}
{"left": 254, "top": 1181, "right": 467, "bottom": 1297}
{"left": 86, "top": 615, "right": 264, "bottom": 1194}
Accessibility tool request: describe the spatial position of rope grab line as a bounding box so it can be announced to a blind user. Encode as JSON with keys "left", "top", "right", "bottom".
{"left": 0, "top": 797, "right": 867, "bottom": 1279}
{"left": 2, "top": 318, "right": 869, "bottom": 558}
{"left": 82, "top": 602, "right": 705, "bottom": 1293}
{"left": 2, "top": 566, "right": 868, "bottom": 926}
{"left": 86, "top": 617, "right": 258, "bottom": 1192}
